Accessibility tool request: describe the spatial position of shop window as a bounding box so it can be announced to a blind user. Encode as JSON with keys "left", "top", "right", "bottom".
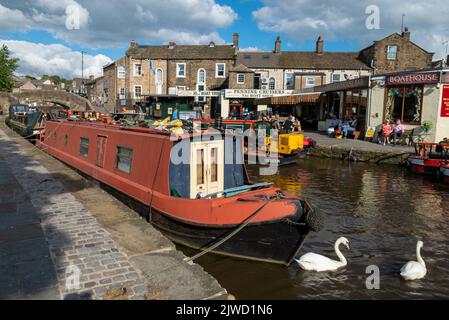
{"left": 385, "top": 86, "right": 423, "bottom": 124}
{"left": 79, "top": 137, "right": 89, "bottom": 157}
{"left": 119, "top": 88, "right": 125, "bottom": 99}
{"left": 116, "top": 146, "right": 133, "bottom": 174}
{"left": 387, "top": 45, "right": 398, "bottom": 60}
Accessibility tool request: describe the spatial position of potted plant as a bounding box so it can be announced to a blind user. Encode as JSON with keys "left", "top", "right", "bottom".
{"left": 422, "top": 121, "right": 433, "bottom": 132}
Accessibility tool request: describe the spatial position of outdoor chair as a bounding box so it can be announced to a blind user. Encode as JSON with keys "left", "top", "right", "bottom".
{"left": 408, "top": 126, "right": 428, "bottom": 146}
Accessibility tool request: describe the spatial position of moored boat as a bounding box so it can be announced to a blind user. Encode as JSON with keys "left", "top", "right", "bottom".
{"left": 439, "top": 162, "right": 449, "bottom": 183}
{"left": 408, "top": 143, "right": 448, "bottom": 175}
{"left": 37, "top": 119, "right": 321, "bottom": 265}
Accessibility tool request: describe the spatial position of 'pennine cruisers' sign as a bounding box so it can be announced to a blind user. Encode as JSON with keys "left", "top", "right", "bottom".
{"left": 386, "top": 72, "right": 441, "bottom": 86}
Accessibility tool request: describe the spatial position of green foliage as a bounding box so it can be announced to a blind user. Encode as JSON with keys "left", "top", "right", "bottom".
{"left": 422, "top": 121, "right": 433, "bottom": 132}
{"left": 0, "top": 44, "right": 19, "bottom": 92}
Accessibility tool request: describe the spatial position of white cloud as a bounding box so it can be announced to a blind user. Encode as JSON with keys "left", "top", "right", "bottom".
{"left": 253, "top": 0, "right": 449, "bottom": 60}
{"left": 239, "top": 47, "right": 262, "bottom": 52}
{"left": 0, "top": 0, "right": 237, "bottom": 47}
{"left": 0, "top": 39, "right": 112, "bottom": 79}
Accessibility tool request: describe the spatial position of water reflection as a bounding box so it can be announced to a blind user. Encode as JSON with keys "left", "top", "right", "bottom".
{"left": 181, "top": 159, "right": 449, "bottom": 299}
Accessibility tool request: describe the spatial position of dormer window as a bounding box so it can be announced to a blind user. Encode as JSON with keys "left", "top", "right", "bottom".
{"left": 387, "top": 45, "right": 398, "bottom": 60}
{"left": 209, "top": 42, "right": 215, "bottom": 47}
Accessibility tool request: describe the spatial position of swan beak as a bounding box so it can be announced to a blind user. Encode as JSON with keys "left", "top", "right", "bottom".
{"left": 346, "top": 243, "right": 350, "bottom": 250}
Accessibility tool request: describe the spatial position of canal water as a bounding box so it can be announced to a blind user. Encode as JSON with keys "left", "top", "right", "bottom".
{"left": 182, "top": 159, "right": 449, "bottom": 299}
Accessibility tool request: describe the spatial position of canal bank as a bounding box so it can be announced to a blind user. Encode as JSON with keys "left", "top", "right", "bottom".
{"left": 305, "top": 132, "right": 414, "bottom": 165}
{"left": 0, "top": 117, "right": 227, "bottom": 300}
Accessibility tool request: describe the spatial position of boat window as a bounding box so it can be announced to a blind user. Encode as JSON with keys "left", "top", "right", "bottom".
{"left": 196, "top": 149, "right": 204, "bottom": 185}
{"left": 116, "top": 146, "right": 133, "bottom": 174}
{"left": 64, "top": 134, "right": 68, "bottom": 145}
{"left": 79, "top": 137, "right": 89, "bottom": 157}
{"left": 210, "top": 147, "right": 218, "bottom": 183}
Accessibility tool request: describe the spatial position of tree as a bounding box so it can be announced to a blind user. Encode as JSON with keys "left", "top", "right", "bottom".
{"left": 0, "top": 44, "right": 19, "bottom": 92}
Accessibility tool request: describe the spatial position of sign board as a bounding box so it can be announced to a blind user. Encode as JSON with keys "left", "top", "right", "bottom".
{"left": 224, "top": 89, "right": 294, "bottom": 99}
{"left": 441, "top": 85, "right": 449, "bottom": 117}
{"left": 177, "top": 90, "right": 220, "bottom": 97}
{"left": 386, "top": 72, "right": 440, "bottom": 86}
{"left": 365, "top": 126, "right": 376, "bottom": 138}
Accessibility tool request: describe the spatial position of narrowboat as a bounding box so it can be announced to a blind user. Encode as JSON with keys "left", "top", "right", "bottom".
{"left": 193, "top": 119, "right": 314, "bottom": 166}
{"left": 37, "top": 119, "right": 321, "bottom": 265}
{"left": 5, "top": 104, "right": 50, "bottom": 139}
{"left": 408, "top": 143, "right": 448, "bottom": 175}
{"left": 440, "top": 162, "right": 449, "bottom": 183}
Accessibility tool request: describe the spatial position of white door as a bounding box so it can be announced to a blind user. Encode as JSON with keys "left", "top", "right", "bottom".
{"left": 190, "top": 141, "right": 224, "bottom": 199}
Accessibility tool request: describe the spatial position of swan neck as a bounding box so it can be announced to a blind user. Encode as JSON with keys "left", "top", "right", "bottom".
{"left": 335, "top": 240, "right": 347, "bottom": 265}
{"left": 416, "top": 245, "right": 425, "bottom": 267}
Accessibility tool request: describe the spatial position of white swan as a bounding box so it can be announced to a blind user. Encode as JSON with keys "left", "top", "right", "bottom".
{"left": 400, "top": 241, "right": 427, "bottom": 281}
{"left": 295, "top": 237, "right": 350, "bottom": 272}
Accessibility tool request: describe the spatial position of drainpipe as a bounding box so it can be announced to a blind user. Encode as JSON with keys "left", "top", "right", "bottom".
{"left": 367, "top": 74, "right": 372, "bottom": 131}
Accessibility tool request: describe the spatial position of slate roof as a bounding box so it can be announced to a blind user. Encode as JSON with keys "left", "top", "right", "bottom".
{"left": 229, "top": 64, "right": 254, "bottom": 73}
{"left": 236, "top": 51, "right": 371, "bottom": 70}
{"left": 127, "top": 44, "right": 236, "bottom": 60}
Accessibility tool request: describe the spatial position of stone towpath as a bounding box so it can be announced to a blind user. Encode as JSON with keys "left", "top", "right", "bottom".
{"left": 0, "top": 119, "right": 226, "bottom": 300}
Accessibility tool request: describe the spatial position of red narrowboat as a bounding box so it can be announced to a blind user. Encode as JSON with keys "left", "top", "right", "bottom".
{"left": 408, "top": 143, "right": 449, "bottom": 175}
{"left": 439, "top": 162, "right": 449, "bottom": 183}
{"left": 37, "top": 119, "right": 320, "bottom": 265}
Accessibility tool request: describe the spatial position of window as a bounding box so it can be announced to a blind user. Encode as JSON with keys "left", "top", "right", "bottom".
{"left": 134, "top": 85, "right": 142, "bottom": 99}
{"left": 387, "top": 45, "right": 398, "bottom": 60}
{"left": 134, "top": 64, "right": 142, "bottom": 76}
{"left": 79, "top": 137, "right": 89, "bottom": 157}
{"left": 119, "top": 88, "right": 125, "bottom": 99}
{"left": 237, "top": 74, "right": 245, "bottom": 84}
{"left": 254, "top": 73, "right": 261, "bottom": 89}
{"left": 176, "top": 86, "right": 186, "bottom": 91}
{"left": 117, "top": 65, "right": 125, "bottom": 79}
{"left": 385, "top": 86, "right": 423, "bottom": 124}
{"left": 285, "top": 73, "right": 294, "bottom": 89}
{"left": 198, "top": 69, "right": 206, "bottom": 84}
{"left": 269, "top": 77, "right": 275, "bottom": 90}
{"left": 332, "top": 74, "right": 341, "bottom": 83}
{"left": 116, "top": 146, "right": 133, "bottom": 174}
{"left": 156, "top": 68, "right": 163, "bottom": 84}
{"left": 176, "top": 63, "right": 186, "bottom": 78}
{"left": 306, "top": 77, "right": 315, "bottom": 87}
{"left": 64, "top": 134, "right": 68, "bottom": 146}
{"left": 216, "top": 63, "right": 225, "bottom": 78}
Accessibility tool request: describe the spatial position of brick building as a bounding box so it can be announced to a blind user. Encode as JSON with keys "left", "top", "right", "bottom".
{"left": 359, "top": 28, "right": 434, "bottom": 74}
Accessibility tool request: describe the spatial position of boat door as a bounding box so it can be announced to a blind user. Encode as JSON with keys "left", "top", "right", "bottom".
{"left": 96, "top": 135, "right": 107, "bottom": 168}
{"left": 190, "top": 140, "right": 224, "bottom": 199}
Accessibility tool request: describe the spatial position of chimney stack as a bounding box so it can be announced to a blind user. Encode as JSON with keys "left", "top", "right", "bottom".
{"left": 274, "top": 36, "right": 281, "bottom": 54}
{"left": 316, "top": 36, "right": 324, "bottom": 54}
{"left": 168, "top": 42, "right": 176, "bottom": 49}
{"left": 130, "top": 40, "right": 138, "bottom": 48}
{"left": 402, "top": 27, "right": 411, "bottom": 41}
{"left": 233, "top": 33, "right": 239, "bottom": 49}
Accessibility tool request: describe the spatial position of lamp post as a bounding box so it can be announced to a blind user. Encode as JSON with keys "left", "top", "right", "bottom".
{"left": 81, "top": 51, "right": 86, "bottom": 94}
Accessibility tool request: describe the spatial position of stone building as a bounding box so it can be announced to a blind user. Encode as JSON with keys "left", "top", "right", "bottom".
{"left": 237, "top": 36, "right": 372, "bottom": 92}
{"left": 358, "top": 28, "right": 434, "bottom": 74}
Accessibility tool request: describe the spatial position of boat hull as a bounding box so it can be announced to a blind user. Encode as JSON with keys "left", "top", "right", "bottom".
{"left": 150, "top": 205, "right": 310, "bottom": 265}
{"left": 440, "top": 166, "right": 449, "bottom": 183}
{"left": 409, "top": 157, "right": 443, "bottom": 175}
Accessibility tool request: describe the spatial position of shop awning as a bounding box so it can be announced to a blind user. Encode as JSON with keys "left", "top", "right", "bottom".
{"left": 254, "top": 93, "right": 321, "bottom": 105}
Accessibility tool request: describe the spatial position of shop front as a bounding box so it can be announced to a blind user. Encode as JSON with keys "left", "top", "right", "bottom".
{"left": 368, "top": 69, "right": 449, "bottom": 143}
{"left": 221, "top": 89, "right": 295, "bottom": 119}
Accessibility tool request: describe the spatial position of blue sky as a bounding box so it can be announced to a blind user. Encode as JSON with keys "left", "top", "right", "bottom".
{"left": 1, "top": 0, "right": 448, "bottom": 78}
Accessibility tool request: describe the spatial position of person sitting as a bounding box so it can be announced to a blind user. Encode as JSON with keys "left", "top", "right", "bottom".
{"left": 327, "top": 115, "right": 340, "bottom": 138}
{"left": 382, "top": 120, "right": 393, "bottom": 145}
{"left": 283, "top": 115, "right": 294, "bottom": 133}
{"left": 391, "top": 119, "right": 405, "bottom": 145}
{"left": 342, "top": 116, "right": 358, "bottom": 138}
